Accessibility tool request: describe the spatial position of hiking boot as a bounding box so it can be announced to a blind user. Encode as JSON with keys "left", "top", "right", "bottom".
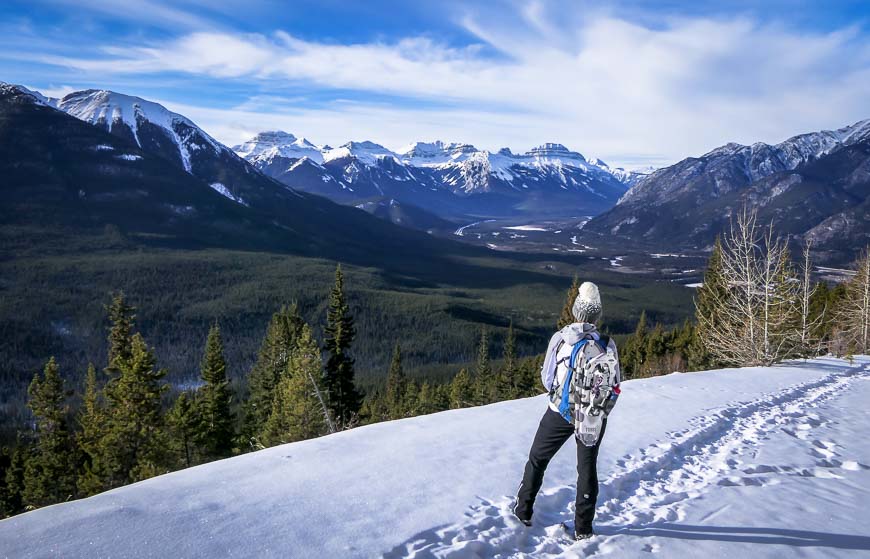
{"left": 574, "top": 529, "right": 594, "bottom": 540}
{"left": 510, "top": 503, "right": 532, "bottom": 526}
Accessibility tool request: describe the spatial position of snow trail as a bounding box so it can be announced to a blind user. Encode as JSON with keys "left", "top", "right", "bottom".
{"left": 385, "top": 360, "right": 870, "bottom": 558}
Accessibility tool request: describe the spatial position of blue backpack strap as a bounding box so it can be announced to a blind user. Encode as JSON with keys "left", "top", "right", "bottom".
{"left": 558, "top": 340, "right": 588, "bottom": 422}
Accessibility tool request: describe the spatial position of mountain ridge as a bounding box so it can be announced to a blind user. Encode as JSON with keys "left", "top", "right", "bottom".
{"left": 585, "top": 117, "right": 870, "bottom": 262}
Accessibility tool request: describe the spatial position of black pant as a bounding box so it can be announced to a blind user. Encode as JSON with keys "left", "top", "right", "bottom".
{"left": 515, "top": 407, "right": 607, "bottom": 532}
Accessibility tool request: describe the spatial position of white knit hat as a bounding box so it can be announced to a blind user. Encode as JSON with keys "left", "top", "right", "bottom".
{"left": 572, "top": 281, "right": 602, "bottom": 324}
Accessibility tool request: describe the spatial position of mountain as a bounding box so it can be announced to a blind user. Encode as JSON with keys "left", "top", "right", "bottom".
{"left": 3, "top": 356, "right": 867, "bottom": 558}
{"left": 0, "top": 83, "right": 499, "bottom": 268}
{"left": 584, "top": 119, "right": 870, "bottom": 261}
{"left": 233, "top": 133, "right": 634, "bottom": 222}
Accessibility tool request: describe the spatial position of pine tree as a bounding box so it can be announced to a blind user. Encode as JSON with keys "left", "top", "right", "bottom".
{"left": 323, "top": 265, "right": 362, "bottom": 427}
{"left": 689, "top": 237, "right": 727, "bottom": 370}
{"left": 105, "top": 293, "right": 135, "bottom": 375}
{"left": 0, "top": 447, "right": 15, "bottom": 518}
{"left": 2, "top": 445, "right": 25, "bottom": 516}
{"left": 557, "top": 275, "right": 581, "bottom": 329}
{"left": 102, "top": 333, "right": 169, "bottom": 487}
{"left": 415, "top": 382, "right": 436, "bottom": 415}
{"left": 262, "top": 325, "right": 331, "bottom": 446}
{"left": 623, "top": 311, "right": 648, "bottom": 378}
{"left": 500, "top": 321, "right": 518, "bottom": 399}
{"left": 450, "top": 368, "right": 473, "bottom": 409}
{"left": 472, "top": 328, "right": 494, "bottom": 404}
{"left": 168, "top": 392, "right": 199, "bottom": 468}
{"left": 22, "top": 357, "right": 77, "bottom": 508}
{"left": 672, "top": 319, "right": 695, "bottom": 367}
{"left": 76, "top": 363, "right": 105, "bottom": 496}
{"left": 403, "top": 380, "right": 420, "bottom": 417}
{"left": 360, "top": 391, "right": 389, "bottom": 424}
{"left": 242, "top": 304, "right": 305, "bottom": 443}
{"left": 514, "top": 357, "right": 538, "bottom": 398}
{"left": 197, "top": 323, "right": 234, "bottom": 458}
{"left": 645, "top": 324, "right": 666, "bottom": 363}
{"left": 385, "top": 343, "right": 407, "bottom": 419}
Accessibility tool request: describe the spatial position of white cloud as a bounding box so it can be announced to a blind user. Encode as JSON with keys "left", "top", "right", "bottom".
{"left": 30, "top": 8, "right": 870, "bottom": 169}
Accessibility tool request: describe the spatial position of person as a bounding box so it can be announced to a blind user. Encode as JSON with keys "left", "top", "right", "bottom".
{"left": 512, "top": 281, "right": 621, "bottom": 540}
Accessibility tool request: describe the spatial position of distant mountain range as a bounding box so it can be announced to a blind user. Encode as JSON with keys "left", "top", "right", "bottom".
{"left": 233, "top": 132, "right": 644, "bottom": 224}
{"left": 584, "top": 118, "right": 870, "bottom": 262}
{"left": 5, "top": 82, "right": 868, "bottom": 264}
{"left": 0, "top": 83, "right": 493, "bottom": 269}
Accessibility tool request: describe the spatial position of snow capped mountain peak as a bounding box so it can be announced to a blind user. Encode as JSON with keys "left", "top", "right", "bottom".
{"left": 38, "top": 87, "right": 226, "bottom": 173}
{"left": 232, "top": 131, "right": 324, "bottom": 163}
{"left": 324, "top": 141, "right": 398, "bottom": 165}
{"left": 398, "top": 141, "right": 481, "bottom": 164}
{"left": 835, "top": 118, "right": 870, "bottom": 145}
{"left": 526, "top": 143, "right": 585, "bottom": 160}
{"left": 2, "top": 83, "right": 49, "bottom": 105}
{"left": 52, "top": 89, "right": 221, "bottom": 152}
{"left": 233, "top": 130, "right": 297, "bottom": 156}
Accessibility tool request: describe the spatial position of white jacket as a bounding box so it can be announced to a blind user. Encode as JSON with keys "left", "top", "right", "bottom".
{"left": 540, "top": 323, "right": 621, "bottom": 414}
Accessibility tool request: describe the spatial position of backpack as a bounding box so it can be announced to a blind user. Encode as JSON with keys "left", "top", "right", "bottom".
{"left": 552, "top": 335, "right": 620, "bottom": 446}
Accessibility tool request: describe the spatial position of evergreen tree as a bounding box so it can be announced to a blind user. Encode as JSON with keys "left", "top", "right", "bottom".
{"left": 623, "top": 311, "right": 648, "bottom": 378}
{"left": 472, "top": 328, "right": 494, "bottom": 404}
{"left": 22, "top": 357, "right": 77, "bottom": 508}
{"left": 516, "top": 357, "right": 544, "bottom": 398}
{"left": 262, "top": 325, "right": 331, "bottom": 446}
{"left": 76, "top": 363, "right": 105, "bottom": 497}
{"left": 2, "top": 445, "right": 25, "bottom": 516}
{"left": 0, "top": 447, "right": 15, "bottom": 518}
{"left": 432, "top": 384, "right": 451, "bottom": 411}
{"left": 242, "top": 305, "right": 305, "bottom": 443}
{"left": 557, "top": 275, "right": 581, "bottom": 329}
{"left": 168, "top": 392, "right": 199, "bottom": 468}
{"left": 197, "top": 323, "right": 234, "bottom": 458}
{"left": 672, "top": 319, "right": 695, "bottom": 367}
{"left": 101, "top": 333, "right": 169, "bottom": 487}
{"left": 105, "top": 293, "right": 135, "bottom": 375}
{"left": 415, "top": 382, "right": 436, "bottom": 415}
{"left": 385, "top": 343, "right": 407, "bottom": 419}
{"left": 500, "top": 321, "right": 518, "bottom": 399}
{"left": 403, "top": 380, "right": 420, "bottom": 417}
{"left": 360, "top": 390, "right": 389, "bottom": 424}
{"left": 323, "top": 265, "right": 362, "bottom": 427}
{"left": 689, "top": 238, "right": 727, "bottom": 370}
{"left": 449, "top": 368, "right": 473, "bottom": 409}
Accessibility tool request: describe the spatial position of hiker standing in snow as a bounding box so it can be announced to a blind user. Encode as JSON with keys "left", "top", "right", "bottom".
{"left": 513, "top": 281, "right": 621, "bottom": 540}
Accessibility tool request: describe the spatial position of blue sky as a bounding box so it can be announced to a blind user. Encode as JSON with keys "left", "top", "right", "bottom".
{"left": 2, "top": 0, "right": 869, "bottom": 168}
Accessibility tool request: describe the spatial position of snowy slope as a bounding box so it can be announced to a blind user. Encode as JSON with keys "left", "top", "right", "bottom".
{"left": 48, "top": 89, "right": 228, "bottom": 173}
{"left": 2, "top": 357, "right": 869, "bottom": 558}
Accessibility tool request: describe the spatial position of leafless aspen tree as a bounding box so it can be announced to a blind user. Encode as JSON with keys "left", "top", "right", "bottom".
{"left": 797, "top": 240, "right": 825, "bottom": 356}
{"left": 698, "top": 208, "right": 800, "bottom": 366}
{"left": 837, "top": 247, "right": 870, "bottom": 355}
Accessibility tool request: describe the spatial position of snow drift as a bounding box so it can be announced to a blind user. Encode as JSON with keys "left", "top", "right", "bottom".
{"left": 2, "top": 357, "right": 869, "bottom": 558}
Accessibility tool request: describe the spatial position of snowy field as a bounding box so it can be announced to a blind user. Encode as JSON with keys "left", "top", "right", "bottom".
{"left": 2, "top": 357, "right": 869, "bottom": 558}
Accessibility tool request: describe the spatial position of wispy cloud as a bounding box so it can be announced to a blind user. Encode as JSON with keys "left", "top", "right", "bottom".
{"left": 9, "top": 1, "right": 870, "bottom": 167}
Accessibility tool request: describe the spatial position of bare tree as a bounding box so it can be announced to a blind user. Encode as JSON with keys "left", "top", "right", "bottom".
{"left": 837, "top": 247, "right": 870, "bottom": 355}
{"left": 796, "top": 240, "right": 825, "bottom": 357}
{"left": 308, "top": 370, "right": 337, "bottom": 434}
{"left": 698, "top": 208, "right": 800, "bottom": 366}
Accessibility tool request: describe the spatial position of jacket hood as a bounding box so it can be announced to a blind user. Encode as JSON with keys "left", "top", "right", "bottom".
{"left": 557, "top": 322, "right": 597, "bottom": 345}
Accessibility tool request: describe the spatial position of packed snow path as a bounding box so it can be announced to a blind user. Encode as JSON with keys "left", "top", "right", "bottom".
{"left": 386, "top": 358, "right": 870, "bottom": 558}
{"left": 2, "top": 357, "right": 869, "bottom": 558}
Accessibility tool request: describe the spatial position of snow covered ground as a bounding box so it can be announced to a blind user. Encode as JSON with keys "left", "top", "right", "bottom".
{"left": 2, "top": 357, "right": 869, "bottom": 558}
